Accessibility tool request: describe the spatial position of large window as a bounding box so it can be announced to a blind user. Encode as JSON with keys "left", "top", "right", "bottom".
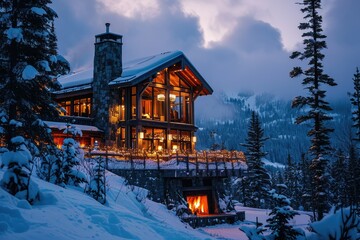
{"left": 59, "top": 97, "right": 91, "bottom": 117}
{"left": 60, "top": 100, "right": 71, "bottom": 116}
{"left": 141, "top": 127, "right": 166, "bottom": 151}
{"left": 169, "top": 130, "right": 191, "bottom": 151}
{"left": 131, "top": 87, "right": 136, "bottom": 119}
{"left": 117, "top": 127, "right": 126, "bottom": 148}
{"left": 119, "top": 89, "right": 125, "bottom": 121}
{"left": 170, "top": 91, "right": 191, "bottom": 124}
{"left": 141, "top": 87, "right": 167, "bottom": 122}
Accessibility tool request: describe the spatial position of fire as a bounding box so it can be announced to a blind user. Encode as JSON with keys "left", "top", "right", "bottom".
{"left": 186, "top": 195, "right": 209, "bottom": 215}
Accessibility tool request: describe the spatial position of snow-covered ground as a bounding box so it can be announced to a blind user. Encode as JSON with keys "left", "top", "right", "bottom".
{"left": 0, "top": 166, "right": 317, "bottom": 240}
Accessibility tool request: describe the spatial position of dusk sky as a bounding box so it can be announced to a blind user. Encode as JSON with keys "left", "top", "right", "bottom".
{"left": 51, "top": 0, "right": 360, "bottom": 103}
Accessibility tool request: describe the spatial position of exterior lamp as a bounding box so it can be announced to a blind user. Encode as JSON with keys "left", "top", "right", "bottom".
{"left": 139, "top": 131, "right": 144, "bottom": 139}
{"left": 157, "top": 94, "right": 165, "bottom": 101}
{"left": 192, "top": 136, "right": 197, "bottom": 143}
{"left": 168, "top": 134, "right": 172, "bottom": 141}
{"left": 158, "top": 145, "right": 163, "bottom": 151}
{"left": 169, "top": 94, "right": 176, "bottom": 102}
{"left": 172, "top": 145, "right": 178, "bottom": 151}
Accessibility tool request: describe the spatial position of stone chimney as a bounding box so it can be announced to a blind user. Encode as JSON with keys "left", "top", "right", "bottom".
{"left": 94, "top": 23, "right": 123, "bottom": 80}
{"left": 92, "top": 23, "right": 123, "bottom": 143}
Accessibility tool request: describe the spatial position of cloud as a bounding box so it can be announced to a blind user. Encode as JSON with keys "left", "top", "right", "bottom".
{"left": 315, "top": 0, "right": 360, "bottom": 99}
{"left": 95, "top": 0, "right": 160, "bottom": 19}
{"left": 188, "top": 17, "right": 297, "bottom": 100}
{"left": 51, "top": 0, "right": 360, "bottom": 103}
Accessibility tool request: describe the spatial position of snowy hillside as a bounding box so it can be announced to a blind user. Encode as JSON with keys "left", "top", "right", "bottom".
{"left": 1, "top": 166, "right": 359, "bottom": 239}
{"left": 0, "top": 169, "right": 211, "bottom": 240}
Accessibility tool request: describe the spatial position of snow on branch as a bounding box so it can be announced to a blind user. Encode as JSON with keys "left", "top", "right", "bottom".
{"left": 22, "top": 65, "right": 39, "bottom": 80}
{"left": 9, "top": 119, "right": 23, "bottom": 128}
{"left": 37, "top": 60, "right": 51, "bottom": 72}
{"left": 31, "top": 7, "right": 47, "bottom": 16}
{"left": 6, "top": 28, "right": 23, "bottom": 42}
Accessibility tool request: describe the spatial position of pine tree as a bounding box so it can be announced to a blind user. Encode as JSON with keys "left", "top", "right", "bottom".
{"left": 266, "top": 186, "right": 301, "bottom": 240}
{"left": 0, "top": 0, "right": 69, "bottom": 150}
{"left": 290, "top": 0, "right": 336, "bottom": 220}
{"left": 242, "top": 111, "right": 271, "bottom": 208}
{"left": 350, "top": 67, "right": 360, "bottom": 141}
{"left": 347, "top": 145, "right": 360, "bottom": 208}
{"left": 0, "top": 136, "right": 39, "bottom": 203}
{"left": 329, "top": 149, "right": 348, "bottom": 206}
{"left": 284, "top": 154, "right": 302, "bottom": 210}
{"left": 299, "top": 153, "right": 312, "bottom": 211}
{"left": 86, "top": 156, "right": 106, "bottom": 204}
{"left": 62, "top": 122, "right": 87, "bottom": 186}
{"left": 37, "top": 144, "right": 64, "bottom": 186}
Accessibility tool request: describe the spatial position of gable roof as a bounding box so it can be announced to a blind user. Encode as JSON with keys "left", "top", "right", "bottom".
{"left": 55, "top": 51, "right": 213, "bottom": 96}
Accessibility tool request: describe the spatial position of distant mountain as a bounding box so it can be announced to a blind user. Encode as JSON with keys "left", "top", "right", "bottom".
{"left": 195, "top": 92, "right": 352, "bottom": 164}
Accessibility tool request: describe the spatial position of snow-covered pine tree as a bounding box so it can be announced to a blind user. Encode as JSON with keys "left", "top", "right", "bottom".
{"left": 290, "top": 0, "right": 336, "bottom": 220}
{"left": 310, "top": 207, "right": 360, "bottom": 239}
{"left": 62, "top": 122, "right": 87, "bottom": 186}
{"left": 241, "top": 111, "right": 271, "bottom": 208}
{"left": 284, "top": 154, "right": 302, "bottom": 210}
{"left": 62, "top": 138, "right": 86, "bottom": 186}
{"left": 347, "top": 145, "right": 360, "bottom": 208}
{"left": 86, "top": 156, "right": 106, "bottom": 204}
{"left": 0, "top": 136, "right": 39, "bottom": 203}
{"left": 299, "top": 153, "right": 312, "bottom": 211}
{"left": 0, "top": 0, "right": 69, "bottom": 150}
{"left": 350, "top": 67, "right": 360, "bottom": 142}
{"left": 238, "top": 175, "right": 251, "bottom": 207}
{"left": 284, "top": 155, "right": 296, "bottom": 205}
{"left": 329, "top": 149, "right": 348, "bottom": 207}
{"left": 349, "top": 68, "right": 360, "bottom": 209}
{"left": 266, "top": 186, "right": 301, "bottom": 240}
{"left": 37, "top": 144, "right": 64, "bottom": 186}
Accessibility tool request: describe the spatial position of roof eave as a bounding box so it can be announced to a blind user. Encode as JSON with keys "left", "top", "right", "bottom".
{"left": 110, "top": 53, "right": 214, "bottom": 95}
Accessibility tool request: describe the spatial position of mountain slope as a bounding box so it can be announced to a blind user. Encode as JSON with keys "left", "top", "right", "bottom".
{"left": 196, "top": 93, "right": 352, "bottom": 163}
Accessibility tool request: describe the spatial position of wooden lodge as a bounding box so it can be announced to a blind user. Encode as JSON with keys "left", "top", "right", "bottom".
{"left": 50, "top": 23, "right": 213, "bottom": 152}
{"left": 47, "top": 24, "right": 247, "bottom": 228}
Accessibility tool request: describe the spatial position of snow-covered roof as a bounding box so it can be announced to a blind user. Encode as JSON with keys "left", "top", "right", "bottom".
{"left": 44, "top": 121, "right": 102, "bottom": 132}
{"left": 55, "top": 51, "right": 213, "bottom": 95}
{"left": 109, "top": 51, "right": 183, "bottom": 86}
{"left": 55, "top": 69, "right": 93, "bottom": 94}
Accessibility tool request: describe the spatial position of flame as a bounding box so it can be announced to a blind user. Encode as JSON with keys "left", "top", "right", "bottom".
{"left": 187, "top": 195, "right": 209, "bottom": 215}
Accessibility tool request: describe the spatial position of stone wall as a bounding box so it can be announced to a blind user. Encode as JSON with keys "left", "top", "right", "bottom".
{"left": 109, "top": 169, "right": 240, "bottom": 206}
{"left": 110, "top": 169, "right": 166, "bottom": 202}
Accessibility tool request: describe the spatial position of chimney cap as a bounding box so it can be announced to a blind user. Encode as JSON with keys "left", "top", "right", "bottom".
{"left": 95, "top": 23, "right": 123, "bottom": 43}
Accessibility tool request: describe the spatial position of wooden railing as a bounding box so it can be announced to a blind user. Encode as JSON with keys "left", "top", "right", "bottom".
{"left": 85, "top": 148, "right": 246, "bottom": 172}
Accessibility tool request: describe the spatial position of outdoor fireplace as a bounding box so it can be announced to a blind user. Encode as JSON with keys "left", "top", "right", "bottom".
{"left": 186, "top": 195, "right": 209, "bottom": 215}
{"left": 183, "top": 187, "right": 218, "bottom": 215}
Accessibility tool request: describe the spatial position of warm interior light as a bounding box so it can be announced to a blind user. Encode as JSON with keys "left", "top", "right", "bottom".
{"left": 172, "top": 145, "right": 178, "bottom": 151}
{"left": 187, "top": 195, "right": 209, "bottom": 215}
{"left": 157, "top": 94, "right": 165, "bottom": 101}
{"left": 139, "top": 132, "right": 144, "bottom": 139}
{"left": 169, "top": 94, "right": 176, "bottom": 102}
{"left": 158, "top": 145, "right": 163, "bottom": 151}
{"left": 192, "top": 136, "right": 197, "bottom": 143}
{"left": 168, "top": 134, "right": 172, "bottom": 141}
